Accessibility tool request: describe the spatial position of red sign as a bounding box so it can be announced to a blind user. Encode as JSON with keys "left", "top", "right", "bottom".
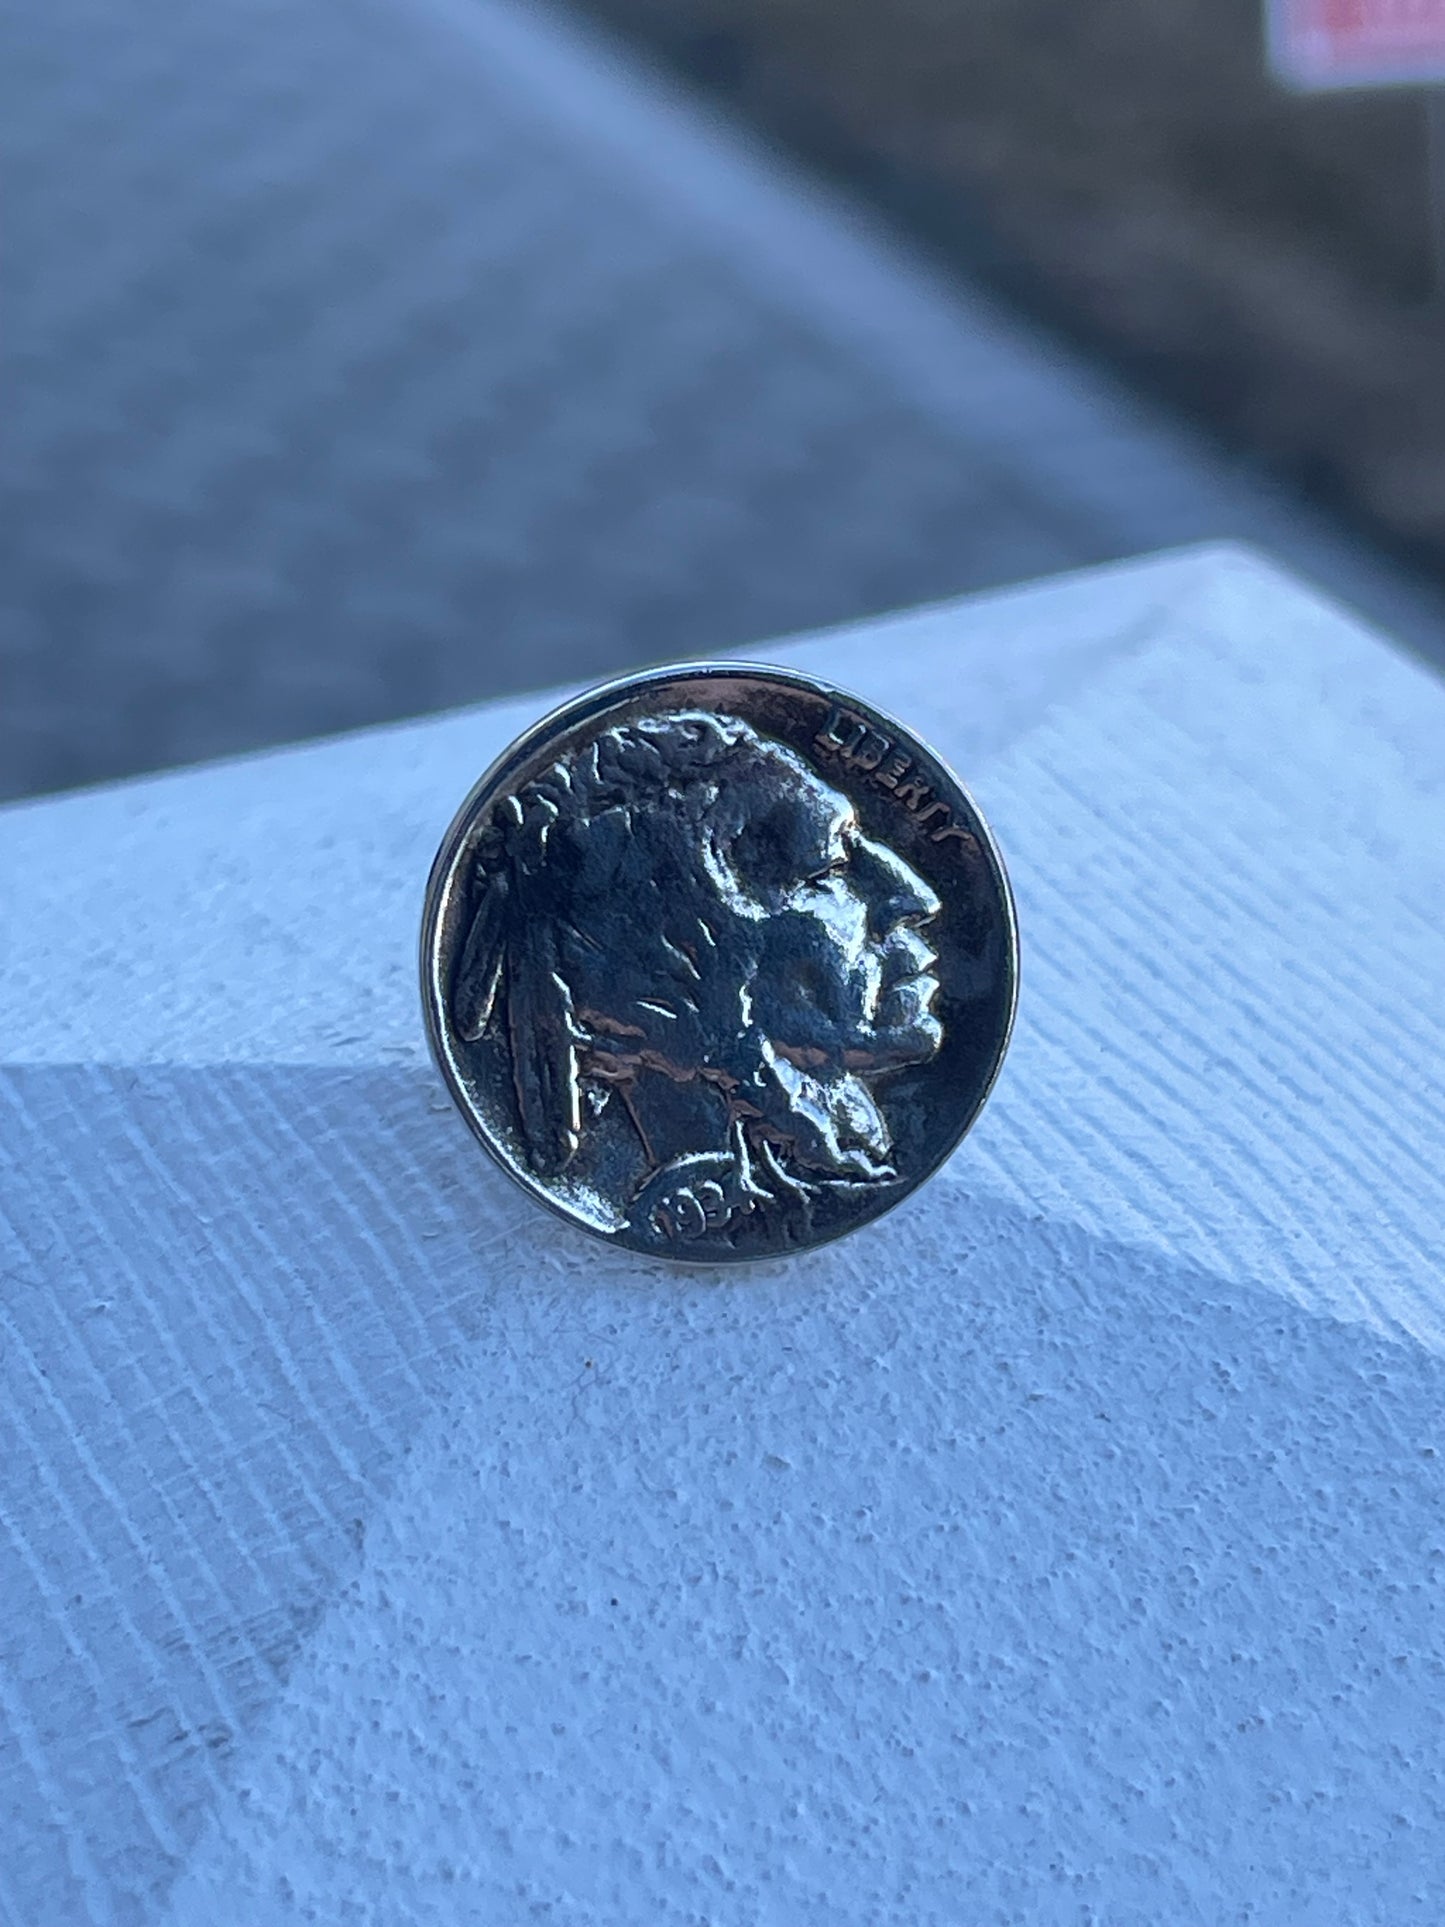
{"left": 1269, "top": 0, "right": 1445, "bottom": 88}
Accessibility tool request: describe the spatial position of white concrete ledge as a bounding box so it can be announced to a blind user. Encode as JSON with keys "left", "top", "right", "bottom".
{"left": 2, "top": 545, "right": 1443, "bottom": 1923}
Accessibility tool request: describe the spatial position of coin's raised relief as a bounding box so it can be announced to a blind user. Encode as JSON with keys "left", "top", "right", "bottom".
{"left": 420, "top": 664, "right": 1017, "bottom": 1261}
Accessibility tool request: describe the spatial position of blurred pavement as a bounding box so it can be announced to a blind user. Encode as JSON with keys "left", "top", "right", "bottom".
{"left": 4, "top": 0, "right": 1444, "bottom": 804}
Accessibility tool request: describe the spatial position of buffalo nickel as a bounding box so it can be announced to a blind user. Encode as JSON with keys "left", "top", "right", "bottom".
{"left": 420, "top": 663, "right": 1017, "bottom": 1261}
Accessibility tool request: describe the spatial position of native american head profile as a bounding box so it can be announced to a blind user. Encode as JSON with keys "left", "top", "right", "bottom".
{"left": 451, "top": 712, "right": 942, "bottom": 1244}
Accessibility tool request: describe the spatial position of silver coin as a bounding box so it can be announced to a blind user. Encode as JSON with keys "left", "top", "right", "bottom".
{"left": 420, "top": 663, "right": 1018, "bottom": 1261}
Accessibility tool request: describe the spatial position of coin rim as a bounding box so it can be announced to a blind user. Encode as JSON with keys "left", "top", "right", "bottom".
{"left": 419, "top": 659, "right": 1020, "bottom": 1263}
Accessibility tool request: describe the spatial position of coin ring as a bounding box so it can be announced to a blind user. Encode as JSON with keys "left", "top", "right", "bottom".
{"left": 420, "top": 662, "right": 1018, "bottom": 1262}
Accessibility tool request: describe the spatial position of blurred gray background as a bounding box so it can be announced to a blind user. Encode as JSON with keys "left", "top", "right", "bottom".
{"left": 5, "top": 0, "right": 1443, "bottom": 806}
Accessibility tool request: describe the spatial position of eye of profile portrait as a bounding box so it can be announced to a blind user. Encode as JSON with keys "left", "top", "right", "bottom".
{"left": 449, "top": 711, "right": 946, "bottom": 1248}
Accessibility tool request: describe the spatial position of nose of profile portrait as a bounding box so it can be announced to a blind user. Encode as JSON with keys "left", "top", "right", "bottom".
{"left": 855, "top": 835, "right": 941, "bottom": 933}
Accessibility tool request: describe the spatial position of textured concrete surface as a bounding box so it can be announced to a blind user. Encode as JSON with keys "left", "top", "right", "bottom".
{"left": 2, "top": 547, "right": 1443, "bottom": 1923}
{"left": 6, "top": 0, "right": 1445, "bottom": 806}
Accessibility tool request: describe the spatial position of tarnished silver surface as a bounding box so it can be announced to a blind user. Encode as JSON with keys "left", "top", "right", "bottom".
{"left": 421, "top": 664, "right": 1017, "bottom": 1260}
